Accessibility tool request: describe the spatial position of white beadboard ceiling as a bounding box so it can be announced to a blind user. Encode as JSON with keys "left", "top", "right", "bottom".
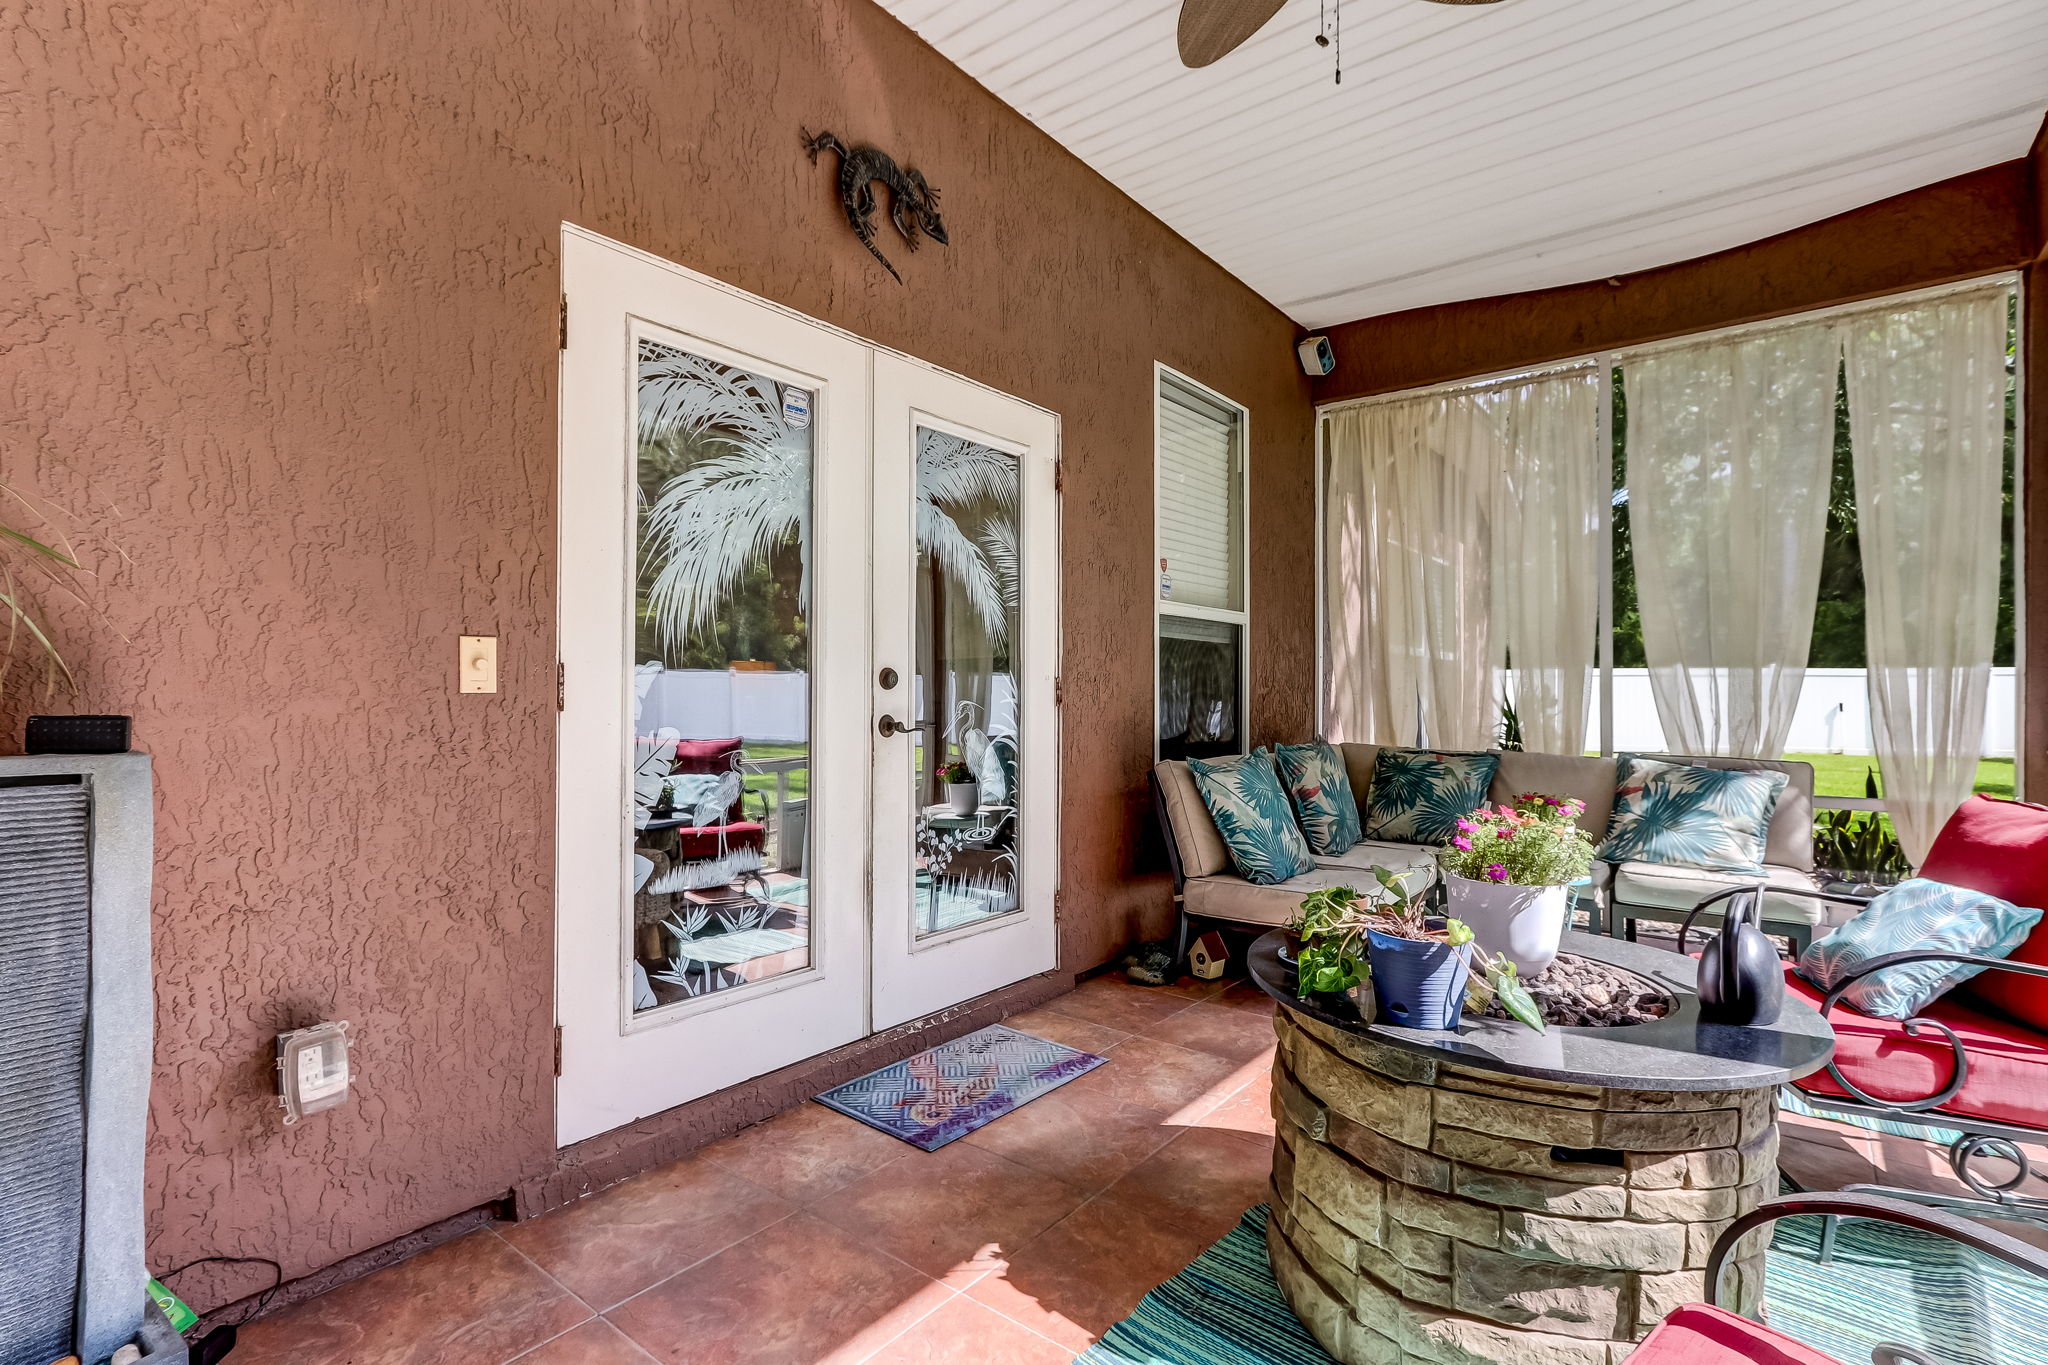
{"left": 878, "top": 0, "right": 2048, "bottom": 327}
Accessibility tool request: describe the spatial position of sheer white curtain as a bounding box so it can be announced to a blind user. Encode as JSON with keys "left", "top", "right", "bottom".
{"left": 1845, "top": 287, "right": 2011, "bottom": 864}
{"left": 1491, "top": 370, "right": 1603, "bottom": 754}
{"left": 1624, "top": 324, "right": 1838, "bottom": 757}
{"left": 1324, "top": 394, "right": 1498, "bottom": 750}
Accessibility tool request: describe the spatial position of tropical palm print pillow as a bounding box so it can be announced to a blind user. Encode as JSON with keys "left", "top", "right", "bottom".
{"left": 1361, "top": 748, "right": 1501, "bottom": 846}
{"left": 1187, "top": 750, "right": 1318, "bottom": 886}
{"left": 1798, "top": 878, "right": 2042, "bottom": 1020}
{"left": 1272, "top": 740, "right": 1363, "bottom": 856}
{"left": 1596, "top": 755, "right": 1788, "bottom": 876}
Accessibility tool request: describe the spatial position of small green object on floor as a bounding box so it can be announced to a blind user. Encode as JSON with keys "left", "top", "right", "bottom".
{"left": 149, "top": 1277, "right": 198, "bottom": 1333}
{"left": 1080, "top": 1203, "right": 2047, "bottom": 1365}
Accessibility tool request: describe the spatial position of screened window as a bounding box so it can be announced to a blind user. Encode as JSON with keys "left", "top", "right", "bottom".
{"left": 1157, "top": 370, "right": 1248, "bottom": 760}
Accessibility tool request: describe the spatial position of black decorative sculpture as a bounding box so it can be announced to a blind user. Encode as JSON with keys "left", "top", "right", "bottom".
{"left": 801, "top": 128, "right": 948, "bottom": 282}
{"left": 1693, "top": 889, "right": 1785, "bottom": 1027}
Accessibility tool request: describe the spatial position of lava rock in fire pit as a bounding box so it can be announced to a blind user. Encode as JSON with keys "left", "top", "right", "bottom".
{"left": 1481, "top": 953, "right": 1673, "bottom": 1027}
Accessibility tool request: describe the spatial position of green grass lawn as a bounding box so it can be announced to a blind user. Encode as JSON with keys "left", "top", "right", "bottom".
{"left": 740, "top": 742, "right": 810, "bottom": 807}
{"left": 1787, "top": 752, "right": 2014, "bottom": 802}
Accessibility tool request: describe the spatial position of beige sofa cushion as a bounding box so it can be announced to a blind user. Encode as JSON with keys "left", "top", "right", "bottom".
{"left": 1185, "top": 861, "right": 1437, "bottom": 929}
{"left": 1637, "top": 754, "right": 1815, "bottom": 872}
{"left": 1336, "top": 743, "right": 1381, "bottom": 816}
{"left": 1488, "top": 751, "right": 1614, "bottom": 835}
{"left": 1155, "top": 760, "right": 1230, "bottom": 879}
{"left": 1312, "top": 840, "right": 1438, "bottom": 878}
{"left": 1610, "top": 861, "right": 1846, "bottom": 928}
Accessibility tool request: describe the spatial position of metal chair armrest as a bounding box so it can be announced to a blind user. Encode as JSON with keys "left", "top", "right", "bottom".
{"left": 1706, "top": 1191, "right": 2048, "bottom": 1309}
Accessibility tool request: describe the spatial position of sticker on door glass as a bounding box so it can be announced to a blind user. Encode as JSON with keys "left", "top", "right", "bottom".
{"left": 780, "top": 386, "right": 812, "bottom": 430}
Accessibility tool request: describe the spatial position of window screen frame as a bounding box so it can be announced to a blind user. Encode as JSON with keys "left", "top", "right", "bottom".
{"left": 1154, "top": 363, "right": 1251, "bottom": 762}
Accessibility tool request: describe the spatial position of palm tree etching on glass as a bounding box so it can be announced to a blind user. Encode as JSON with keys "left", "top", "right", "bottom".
{"left": 629, "top": 341, "right": 1025, "bottom": 996}
{"left": 630, "top": 339, "right": 819, "bottom": 1009}
{"left": 909, "top": 427, "right": 1023, "bottom": 936}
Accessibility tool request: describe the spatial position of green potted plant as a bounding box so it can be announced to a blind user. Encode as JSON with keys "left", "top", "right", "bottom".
{"left": 1290, "top": 868, "right": 1545, "bottom": 1034}
{"left": 937, "top": 757, "right": 979, "bottom": 816}
{"left": 1436, "top": 794, "right": 1594, "bottom": 976}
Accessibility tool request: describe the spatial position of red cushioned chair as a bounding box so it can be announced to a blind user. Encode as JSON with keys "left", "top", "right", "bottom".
{"left": 1681, "top": 796, "right": 2048, "bottom": 1232}
{"left": 1626, "top": 1191, "right": 2048, "bottom": 1365}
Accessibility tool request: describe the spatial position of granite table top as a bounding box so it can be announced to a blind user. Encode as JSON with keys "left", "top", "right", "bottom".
{"left": 1248, "top": 929, "right": 1835, "bottom": 1093}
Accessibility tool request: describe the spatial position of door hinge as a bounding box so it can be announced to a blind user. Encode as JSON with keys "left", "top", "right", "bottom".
{"left": 1053, "top": 889, "right": 1064, "bottom": 918}
{"left": 553, "top": 1024, "right": 564, "bottom": 1076}
{"left": 1053, "top": 461, "right": 1064, "bottom": 494}
{"left": 1054, "top": 676, "right": 1063, "bottom": 706}
{"left": 559, "top": 294, "right": 568, "bottom": 350}
{"left": 556, "top": 661, "right": 566, "bottom": 712}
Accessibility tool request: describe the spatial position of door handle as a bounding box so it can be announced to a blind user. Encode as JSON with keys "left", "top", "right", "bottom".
{"left": 878, "top": 714, "right": 913, "bottom": 737}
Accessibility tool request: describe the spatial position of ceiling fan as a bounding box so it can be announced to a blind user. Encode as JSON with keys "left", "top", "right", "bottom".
{"left": 1177, "top": 0, "right": 1504, "bottom": 69}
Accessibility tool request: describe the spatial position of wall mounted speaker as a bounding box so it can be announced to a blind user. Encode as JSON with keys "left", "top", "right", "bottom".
{"left": 1297, "top": 335, "right": 1335, "bottom": 376}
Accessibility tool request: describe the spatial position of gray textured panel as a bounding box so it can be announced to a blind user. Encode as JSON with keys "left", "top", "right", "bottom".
{"left": 0, "top": 782, "right": 90, "bottom": 1365}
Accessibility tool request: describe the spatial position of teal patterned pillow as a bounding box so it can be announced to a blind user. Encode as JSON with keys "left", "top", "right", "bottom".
{"left": 1273, "top": 740, "right": 1362, "bottom": 856}
{"left": 1797, "top": 878, "right": 2042, "bottom": 1020}
{"left": 1596, "top": 755, "right": 1788, "bottom": 876}
{"left": 1361, "top": 748, "right": 1500, "bottom": 846}
{"left": 1187, "top": 749, "right": 1317, "bottom": 886}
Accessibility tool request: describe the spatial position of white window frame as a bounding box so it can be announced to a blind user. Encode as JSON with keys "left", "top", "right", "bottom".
{"left": 1312, "top": 272, "right": 2027, "bottom": 807}
{"left": 1154, "top": 363, "right": 1251, "bottom": 761}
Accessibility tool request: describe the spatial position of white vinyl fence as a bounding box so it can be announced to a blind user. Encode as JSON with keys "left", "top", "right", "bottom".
{"left": 634, "top": 668, "right": 1019, "bottom": 746}
{"left": 1605, "top": 668, "right": 2017, "bottom": 757}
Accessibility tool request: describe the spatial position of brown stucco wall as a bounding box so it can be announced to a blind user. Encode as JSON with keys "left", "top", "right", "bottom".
{"left": 3, "top": 0, "right": 1312, "bottom": 1298}
{"left": 1311, "top": 162, "right": 2037, "bottom": 404}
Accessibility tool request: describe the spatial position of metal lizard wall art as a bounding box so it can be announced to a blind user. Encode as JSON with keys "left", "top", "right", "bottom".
{"left": 801, "top": 128, "right": 948, "bottom": 283}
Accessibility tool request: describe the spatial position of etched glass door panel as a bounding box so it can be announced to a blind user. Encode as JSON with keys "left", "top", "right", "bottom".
{"left": 910, "top": 427, "right": 1022, "bottom": 938}
{"left": 557, "top": 226, "right": 869, "bottom": 1146}
{"left": 869, "top": 355, "right": 1059, "bottom": 1031}
{"left": 629, "top": 339, "right": 813, "bottom": 1013}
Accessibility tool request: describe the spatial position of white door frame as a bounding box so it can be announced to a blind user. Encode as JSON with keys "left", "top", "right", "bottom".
{"left": 555, "top": 225, "right": 1063, "bottom": 1145}
{"left": 555, "top": 226, "right": 872, "bottom": 1147}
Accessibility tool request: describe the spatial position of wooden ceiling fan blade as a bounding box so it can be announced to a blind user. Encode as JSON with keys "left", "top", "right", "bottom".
{"left": 1177, "top": 0, "right": 1291, "bottom": 69}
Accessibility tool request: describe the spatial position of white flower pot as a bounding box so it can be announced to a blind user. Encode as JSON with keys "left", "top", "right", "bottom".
{"left": 1444, "top": 873, "right": 1569, "bottom": 977}
{"left": 945, "top": 782, "right": 980, "bottom": 817}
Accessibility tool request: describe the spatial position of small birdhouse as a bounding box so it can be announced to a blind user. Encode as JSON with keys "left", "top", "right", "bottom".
{"left": 1188, "top": 931, "right": 1230, "bottom": 981}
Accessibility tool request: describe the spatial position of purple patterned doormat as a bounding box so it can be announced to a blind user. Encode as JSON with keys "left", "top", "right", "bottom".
{"left": 815, "top": 1023, "right": 1108, "bottom": 1150}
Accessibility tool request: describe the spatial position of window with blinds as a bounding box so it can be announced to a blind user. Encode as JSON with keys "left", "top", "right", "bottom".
{"left": 1157, "top": 375, "right": 1244, "bottom": 613}
{"left": 1156, "top": 369, "right": 1248, "bottom": 761}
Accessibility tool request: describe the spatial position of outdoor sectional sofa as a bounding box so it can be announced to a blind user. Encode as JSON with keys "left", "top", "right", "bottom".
{"left": 1153, "top": 744, "right": 1853, "bottom": 956}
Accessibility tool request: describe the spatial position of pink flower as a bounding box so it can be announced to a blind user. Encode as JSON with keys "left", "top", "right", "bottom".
{"left": 1496, "top": 827, "right": 1516, "bottom": 840}
{"left": 1484, "top": 863, "right": 1508, "bottom": 882}
{"left": 1451, "top": 836, "right": 1473, "bottom": 851}
{"left": 1456, "top": 818, "right": 1478, "bottom": 834}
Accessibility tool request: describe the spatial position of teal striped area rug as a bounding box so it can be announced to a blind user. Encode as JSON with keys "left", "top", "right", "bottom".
{"left": 1080, "top": 1204, "right": 2048, "bottom": 1365}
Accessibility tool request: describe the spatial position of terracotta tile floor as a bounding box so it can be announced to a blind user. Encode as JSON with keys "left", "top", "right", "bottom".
{"left": 227, "top": 967, "right": 2048, "bottom": 1364}
{"left": 231, "top": 974, "right": 1275, "bottom": 1365}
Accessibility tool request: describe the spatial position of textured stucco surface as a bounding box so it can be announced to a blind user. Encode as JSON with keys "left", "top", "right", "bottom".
{"left": 1, "top": 0, "right": 1312, "bottom": 1297}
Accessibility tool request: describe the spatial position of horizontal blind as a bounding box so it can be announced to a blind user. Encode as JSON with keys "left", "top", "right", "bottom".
{"left": 1158, "top": 377, "right": 1242, "bottom": 612}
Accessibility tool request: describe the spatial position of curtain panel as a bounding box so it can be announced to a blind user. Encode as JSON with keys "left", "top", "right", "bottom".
{"left": 1622, "top": 323, "right": 1839, "bottom": 758}
{"left": 1322, "top": 368, "right": 1600, "bottom": 753}
{"left": 1845, "top": 287, "right": 2011, "bottom": 864}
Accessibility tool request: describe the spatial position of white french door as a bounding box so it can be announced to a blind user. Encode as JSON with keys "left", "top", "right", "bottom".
{"left": 869, "top": 357, "right": 1061, "bottom": 1029}
{"left": 555, "top": 228, "right": 1059, "bottom": 1146}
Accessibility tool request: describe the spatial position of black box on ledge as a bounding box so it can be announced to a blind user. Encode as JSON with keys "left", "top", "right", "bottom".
{"left": 26, "top": 715, "right": 132, "bottom": 755}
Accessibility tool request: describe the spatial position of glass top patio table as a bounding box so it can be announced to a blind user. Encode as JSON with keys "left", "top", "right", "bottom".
{"left": 1248, "top": 928, "right": 1836, "bottom": 1093}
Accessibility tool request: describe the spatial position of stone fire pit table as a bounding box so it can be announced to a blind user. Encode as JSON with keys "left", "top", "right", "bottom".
{"left": 1248, "top": 929, "right": 1834, "bottom": 1365}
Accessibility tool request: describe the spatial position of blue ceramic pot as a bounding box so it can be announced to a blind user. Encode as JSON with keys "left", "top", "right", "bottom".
{"left": 1366, "top": 929, "right": 1472, "bottom": 1030}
